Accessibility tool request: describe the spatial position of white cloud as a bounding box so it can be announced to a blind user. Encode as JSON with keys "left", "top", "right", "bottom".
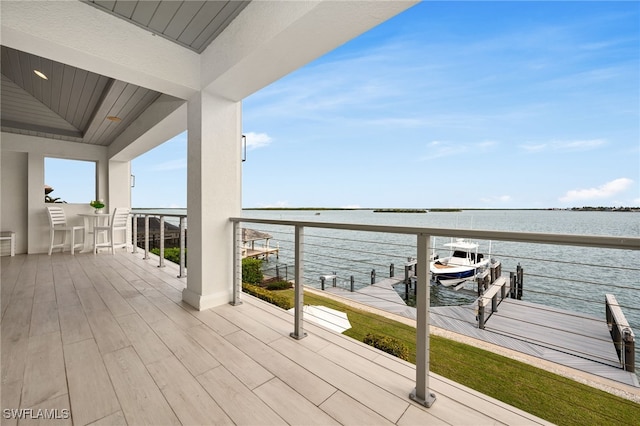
{"left": 420, "top": 141, "right": 467, "bottom": 161}
{"left": 560, "top": 139, "right": 607, "bottom": 151}
{"left": 245, "top": 132, "right": 273, "bottom": 150}
{"left": 521, "top": 139, "right": 606, "bottom": 153}
{"left": 476, "top": 140, "right": 498, "bottom": 149}
{"left": 559, "top": 178, "right": 633, "bottom": 202}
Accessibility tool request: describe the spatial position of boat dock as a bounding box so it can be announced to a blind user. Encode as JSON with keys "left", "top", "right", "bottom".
{"left": 242, "top": 228, "right": 279, "bottom": 260}
{"left": 319, "top": 277, "right": 639, "bottom": 388}
{"left": 243, "top": 246, "right": 279, "bottom": 259}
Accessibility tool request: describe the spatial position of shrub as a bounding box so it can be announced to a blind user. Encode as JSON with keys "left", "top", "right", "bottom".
{"left": 150, "top": 247, "right": 186, "bottom": 266}
{"left": 242, "top": 257, "right": 263, "bottom": 284}
{"left": 265, "top": 280, "right": 292, "bottom": 290}
{"left": 242, "top": 283, "right": 293, "bottom": 310}
{"left": 363, "top": 333, "right": 410, "bottom": 361}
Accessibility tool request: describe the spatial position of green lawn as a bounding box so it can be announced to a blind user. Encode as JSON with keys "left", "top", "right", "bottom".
{"left": 274, "top": 289, "right": 640, "bottom": 426}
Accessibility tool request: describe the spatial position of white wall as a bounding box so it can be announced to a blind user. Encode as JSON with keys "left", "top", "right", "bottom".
{"left": 0, "top": 150, "right": 28, "bottom": 255}
{"left": 0, "top": 132, "right": 126, "bottom": 253}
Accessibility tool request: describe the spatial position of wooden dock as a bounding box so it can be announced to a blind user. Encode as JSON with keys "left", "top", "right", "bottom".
{"left": 320, "top": 279, "right": 639, "bottom": 388}
{"left": 242, "top": 247, "right": 279, "bottom": 260}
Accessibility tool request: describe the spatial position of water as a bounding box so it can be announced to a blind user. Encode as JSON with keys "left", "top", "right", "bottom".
{"left": 239, "top": 209, "right": 640, "bottom": 332}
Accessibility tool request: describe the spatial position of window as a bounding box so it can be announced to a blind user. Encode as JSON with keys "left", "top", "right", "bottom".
{"left": 45, "top": 158, "right": 96, "bottom": 203}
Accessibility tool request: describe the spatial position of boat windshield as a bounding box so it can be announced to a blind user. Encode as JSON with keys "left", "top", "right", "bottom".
{"left": 452, "top": 250, "right": 468, "bottom": 259}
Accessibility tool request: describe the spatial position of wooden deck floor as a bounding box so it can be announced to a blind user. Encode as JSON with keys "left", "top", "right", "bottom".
{"left": 0, "top": 252, "right": 551, "bottom": 425}
{"left": 322, "top": 280, "right": 639, "bottom": 388}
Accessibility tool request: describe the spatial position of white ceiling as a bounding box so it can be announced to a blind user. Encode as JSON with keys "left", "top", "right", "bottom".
{"left": 0, "top": 1, "right": 249, "bottom": 146}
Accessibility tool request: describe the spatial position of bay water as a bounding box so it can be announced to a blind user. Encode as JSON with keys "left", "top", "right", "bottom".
{"left": 240, "top": 209, "right": 640, "bottom": 332}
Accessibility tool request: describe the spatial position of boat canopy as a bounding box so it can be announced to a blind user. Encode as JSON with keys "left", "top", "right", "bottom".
{"left": 443, "top": 239, "right": 479, "bottom": 250}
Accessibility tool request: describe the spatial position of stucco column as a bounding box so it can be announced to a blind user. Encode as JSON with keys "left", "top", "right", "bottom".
{"left": 183, "top": 91, "right": 242, "bottom": 310}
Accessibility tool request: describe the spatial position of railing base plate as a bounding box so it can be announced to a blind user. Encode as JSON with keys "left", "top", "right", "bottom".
{"left": 229, "top": 301, "right": 243, "bottom": 306}
{"left": 290, "top": 332, "right": 307, "bottom": 340}
{"left": 409, "top": 389, "right": 436, "bottom": 407}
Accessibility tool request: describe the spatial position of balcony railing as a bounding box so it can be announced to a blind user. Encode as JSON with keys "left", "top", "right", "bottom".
{"left": 131, "top": 209, "right": 187, "bottom": 278}
{"left": 129, "top": 210, "right": 640, "bottom": 404}
{"left": 229, "top": 216, "right": 640, "bottom": 406}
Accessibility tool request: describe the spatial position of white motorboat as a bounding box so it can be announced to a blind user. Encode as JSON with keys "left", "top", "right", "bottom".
{"left": 430, "top": 239, "right": 490, "bottom": 286}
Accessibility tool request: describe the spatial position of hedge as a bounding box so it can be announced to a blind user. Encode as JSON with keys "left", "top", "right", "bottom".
{"left": 242, "top": 283, "right": 293, "bottom": 310}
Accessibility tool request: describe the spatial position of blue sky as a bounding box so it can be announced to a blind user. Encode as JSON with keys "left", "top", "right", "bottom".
{"left": 127, "top": 1, "right": 639, "bottom": 209}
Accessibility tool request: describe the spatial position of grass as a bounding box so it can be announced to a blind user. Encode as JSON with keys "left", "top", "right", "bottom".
{"left": 272, "top": 288, "right": 640, "bottom": 426}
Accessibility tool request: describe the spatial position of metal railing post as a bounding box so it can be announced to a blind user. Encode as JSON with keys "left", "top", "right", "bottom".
{"left": 410, "top": 233, "right": 436, "bottom": 407}
{"left": 178, "top": 216, "right": 186, "bottom": 278}
{"left": 132, "top": 214, "right": 138, "bottom": 254}
{"left": 290, "top": 225, "right": 307, "bottom": 340}
{"left": 230, "top": 221, "right": 242, "bottom": 306}
{"left": 158, "top": 216, "right": 165, "bottom": 268}
{"left": 143, "top": 215, "right": 150, "bottom": 260}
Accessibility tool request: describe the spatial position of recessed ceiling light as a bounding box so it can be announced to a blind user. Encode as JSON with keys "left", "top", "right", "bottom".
{"left": 33, "top": 69, "right": 48, "bottom": 80}
{"left": 106, "top": 116, "right": 122, "bottom": 122}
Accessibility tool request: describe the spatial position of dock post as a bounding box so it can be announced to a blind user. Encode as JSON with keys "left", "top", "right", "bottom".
{"left": 290, "top": 225, "right": 307, "bottom": 340}
{"left": 623, "top": 328, "right": 635, "bottom": 372}
{"left": 516, "top": 264, "right": 523, "bottom": 299}
{"left": 332, "top": 272, "right": 337, "bottom": 287}
{"left": 350, "top": 275, "right": 354, "bottom": 292}
{"left": 320, "top": 276, "right": 325, "bottom": 290}
{"left": 276, "top": 265, "right": 280, "bottom": 279}
{"left": 509, "top": 271, "right": 515, "bottom": 298}
{"left": 410, "top": 233, "right": 436, "bottom": 407}
{"left": 390, "top": 263, "right": 394, "bottom": 277}
{"left": 371, "top": 269, "right": 376, "bottom": 284}
{"left": 478, "top": 302, "right": 486, "bottom": 329}
{"left": 492, "top": 294, "right": 498, "bottom": 313}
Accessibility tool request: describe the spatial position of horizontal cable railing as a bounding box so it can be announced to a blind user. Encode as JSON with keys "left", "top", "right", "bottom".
{"left": 230, "top": 216, "right": 640, "bottom": 409}
{"left": 131, "top": 209, "right": 187, "bottom": 278}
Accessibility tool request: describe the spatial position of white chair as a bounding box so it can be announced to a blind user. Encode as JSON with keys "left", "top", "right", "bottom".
{"left": 94, "top": 207, "right": 131, "bottom": 254}
{"left": 46, "top": 206, "right": 84, "bottom": 255}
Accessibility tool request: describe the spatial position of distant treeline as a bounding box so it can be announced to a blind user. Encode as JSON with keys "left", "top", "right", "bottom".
{"left": 373, "top": 208, "right": 427, "bottom": 213}
{"left": 568, "top": 207, "right": 639, "bottom": 212}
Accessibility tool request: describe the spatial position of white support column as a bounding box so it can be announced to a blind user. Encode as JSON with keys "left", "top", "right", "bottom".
{"left": 182, "top": 91, "right": 242, "bottom": 310}
{"left": 411, "top": 233, "right": 436, "bottom": 407}
{"left": 107, "top": 159, "right": 131, "bottom": 211}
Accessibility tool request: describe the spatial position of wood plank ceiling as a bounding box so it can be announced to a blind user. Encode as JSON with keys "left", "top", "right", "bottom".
{"left": 0, "top": 1, "right": 250, "bottom": 146}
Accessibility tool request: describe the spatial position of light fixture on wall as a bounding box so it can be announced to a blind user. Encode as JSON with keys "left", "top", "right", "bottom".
{"left": 241, "top": 134, "right": 247, "bottom": 162}
{"left": 106, "top": 116, "right": 122, "bottom": 122}
{"left": 130, "top": 174, "right": 135, "bottom": 188}
{"left": 33, "top": 69, "right": 48, "bottom": 80}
